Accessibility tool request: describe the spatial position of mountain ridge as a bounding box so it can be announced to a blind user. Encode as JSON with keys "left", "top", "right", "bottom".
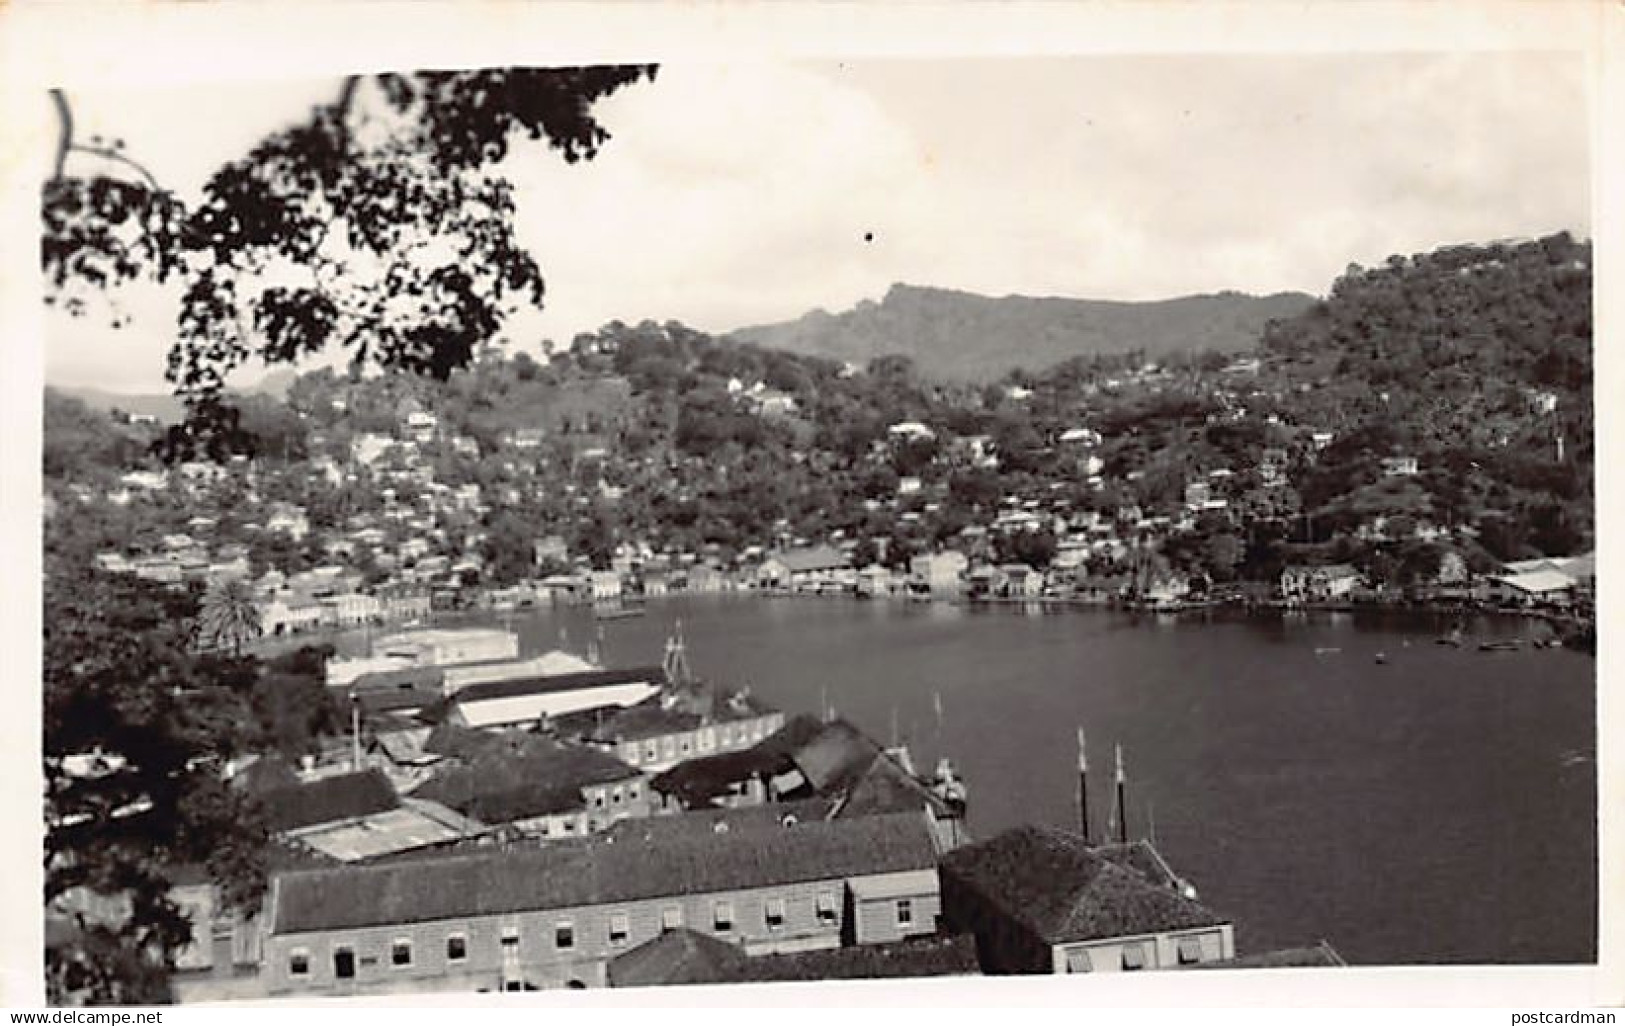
{"left": 727, "top": 283, "right": 1317, "bottom": 381}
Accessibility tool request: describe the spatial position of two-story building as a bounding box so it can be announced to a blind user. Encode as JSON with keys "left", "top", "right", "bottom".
{"left": 410, "top": 729, "right": 650, "bottom": 839}
{"left": 580, "top": 691, "right": 785, "bottom": 774}
{"left": 938, "top": 825, "right": 1234, "bottom": 974}
{"left": 1279, "top": 564, "right": 1362, "bottom": 604}
{"left": 260, "top": 809, "right": 945, "bottom": 996}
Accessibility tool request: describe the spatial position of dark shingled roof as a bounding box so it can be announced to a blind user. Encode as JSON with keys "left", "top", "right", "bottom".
{"left": 651, "top": 715, "right": 825, "bottom": 806}
{"left": 608, "top": 931, "right": 979, "bottom": 988}
{"left": 411, "top": 735, "right": 640, "bottom": 824}
{"left": 939, "top": 825, "right": 1227, "bottom": 945}
{"left": 605, "top": 928, "right": 744, "bottom": 987}
{"left": 254, "top": 769, "right": 400, "bottom": 834}
{"left": 599, "top": 799, "right": 837, "bottom": 845}
{"left": 586, "top": 701, "right": 703, "bottom": 744}
{"left": 1196, "top": 942, "right": 1346, "bottom": 969}
{"left": 273, "top": 810, "right": 939, "bottom": 935}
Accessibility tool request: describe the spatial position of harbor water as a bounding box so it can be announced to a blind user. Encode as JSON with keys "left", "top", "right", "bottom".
{"left": 350, "top": 595, "right": 1599, "bottom": 966}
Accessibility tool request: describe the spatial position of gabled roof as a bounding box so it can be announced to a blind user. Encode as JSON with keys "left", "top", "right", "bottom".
{"left": 651, "top": 715, "right": 824, "bottom": 806}
{"left": 1491, "top": 569, "right": 1577, "bottom": 594}
{"left": 586, "top": 701, "right": 704, "bottom": 744}
{"left": 939, "top": 825, "right": 1227, "bottom": 945}
{"left": 605, "top": 928, "right": 745, "bottom": 987}
{"left": 412, "top": 735, "right": 641, "bottom": 822}
{"left": 771, "top": 546, "right": 850, "bottom": 574}
{"left": 1195, "top": 941, "right": 1345, "bottom": 969}
{"left": 255, "top": 769, "right": 400, "bottom": 834}
{"left": 607, "top": 931, "right": 979, "bottom": 988}
{"left": 445, "top": 666, "right": 667, "bottom": 709}
{"left": 273, "top": 810, "right": 939, "bottom": 934}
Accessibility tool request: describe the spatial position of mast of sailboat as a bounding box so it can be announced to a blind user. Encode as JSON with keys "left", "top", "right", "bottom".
{"left": 1115, "top": 743, "right": 1129, "bottom": 844}
{"left": 1077, "top": 726, "right": 1091, "bottom": 845}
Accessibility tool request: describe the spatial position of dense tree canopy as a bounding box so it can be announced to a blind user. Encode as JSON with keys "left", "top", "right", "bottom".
{"left": 44, "top": 66, "right": 657, "bottom": 452}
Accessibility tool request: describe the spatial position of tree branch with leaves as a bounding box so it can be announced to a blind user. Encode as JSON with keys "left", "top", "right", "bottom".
{"left": 43, "top": 66, "right": 657, "bottom": 458}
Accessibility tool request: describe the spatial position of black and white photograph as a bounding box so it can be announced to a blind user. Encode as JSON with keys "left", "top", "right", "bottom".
{"left": 11, "top": 1, "right": 1616, "bottom": 1011}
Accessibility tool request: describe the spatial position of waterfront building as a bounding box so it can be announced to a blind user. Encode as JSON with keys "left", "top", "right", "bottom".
{"left": 440, "top": 666, "right": 667, "bottom": 730}
{"left": 1484, "top": 568, "right": 1578, "bottom": 607}
{"left": 1279, "top": 564, "right": 1362, "bottom": 604}
{"left": 259, "top": 595, "right": 325, "bottom": 637}
{"left": 441, "top": 650, "right": 600, "bottom": 694}
{"left": 938, "top": 825, "right": 1234, "bottom": 974}
{"left": 909, "top": 550, "right": 968, "bottom": 592}
{"left": 372, "top": 627, "right": 520, "bottom": 668}
{"left": 578, "top": 690, "right": 785, "bottom": 773}
{"left": 411, "top": 728, "right": 649, "bottom": 839}
{"left": 756, "top": 546, "right": 852, "bottom": 592}
{"left": 259, "top": 809, "right": 945, "bottom": 995}
{"left": 651, "top": 716, "right": 970, "bottom": 851}
{"left": 996, "top": 564, "right": 1044, "bottom": 599}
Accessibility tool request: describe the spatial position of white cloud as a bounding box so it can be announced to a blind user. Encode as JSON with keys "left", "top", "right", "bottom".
{"left": 45, "top": 53, "right": 1589, "bottom": 391}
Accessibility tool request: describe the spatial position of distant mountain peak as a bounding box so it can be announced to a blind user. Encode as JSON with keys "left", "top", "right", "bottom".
{"left": 727, "top": 284, "right": 1315, "bottom": 382}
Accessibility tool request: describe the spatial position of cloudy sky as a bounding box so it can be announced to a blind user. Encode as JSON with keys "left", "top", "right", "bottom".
{"left": 44, "top": 52, "right": 1590, "bottom": 392}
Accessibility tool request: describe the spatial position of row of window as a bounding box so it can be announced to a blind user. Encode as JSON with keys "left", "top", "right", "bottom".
{"left": 627, "top": 719, "right": 775, "bottom": 766}
{"left": 286, "top": 893, "right": 877, "bottom": 979}
{"left": 588, "top": 782, "right": 642, "bottom": 810}
{"left": 1062, "top": 935, "right": 1208, "bottom": 973}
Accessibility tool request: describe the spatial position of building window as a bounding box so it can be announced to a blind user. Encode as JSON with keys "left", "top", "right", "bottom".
{"left": 609, "top": 912, "right": 630, "bottom": 946}
{"left": 1121, "top": 943, "right": 1148, "bottom": 971}
{"left": 391, "top": 939, "right": 412, "bottom": 967}
{"left": 1177, "top": 936, "right": 1204, "bottom": 965}
{"left": 713, "top": 901, "right": 734, "bottom": 932}
{"left": 896, "top": 899, "right": 914, "bottom": 927}
{"left": 1065, "top": 948, "right": 1093, "bottom": 973}
{"left": 446, "top": 934, "right": 467, "bottom": 962}
{"left": 680, "top": 739, "right": 691, "bottom": 754}
{"left": 333, "top": 946, "right": 356, "bottom": 980}
{"left": 501, "top": 926, "right": 520, "bottom": 949}
{"left": 765, "top": 898, "right": 786, "bottom": 930}
{"left": 816, "top": 892, "right": 838, "bottom": 925}
{"left": 646, "top": 742, "right": 658, "bottom": 761}
{"left": 662, "top": 907, "right": 683, "bottom": 932}
{"left": 611, "top": 788, "right": 622, "bottom": 805}
{"left": 289, "top": 948, "right": 310, "bottom": 977}
{"left": 555, "top": 923, "right": 574, "bottom": 949}
{"left": 593, "top": 792, "right": 605, "bottom": 808}
{"left": 628, "top": 785, "right": 640, "bottom": 801}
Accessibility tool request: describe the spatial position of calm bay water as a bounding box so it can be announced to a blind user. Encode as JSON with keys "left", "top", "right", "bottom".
{"left": 355, "top": 596, "right": 1598, "bottom": 966}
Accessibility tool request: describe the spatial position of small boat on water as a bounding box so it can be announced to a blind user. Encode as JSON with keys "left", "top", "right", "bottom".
{"left": 1478, "top": 639, "right": 1523, "bottom": 652}
{"left": 594, "top": 603, "right": 645, "bottom": 621}
{"left": 1374, "top": 652, "right": 1388, "bottom": 665}
{"left": 1314, "top": 647, "right": 1341, "bottom": 656}
{"left": 1436, "top": 626, "right": 1466, "bottom": 647}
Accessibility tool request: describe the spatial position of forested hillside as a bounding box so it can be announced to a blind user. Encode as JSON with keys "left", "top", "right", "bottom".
{"left": 728, "top": 283, "right": 1315, "bottom": 382}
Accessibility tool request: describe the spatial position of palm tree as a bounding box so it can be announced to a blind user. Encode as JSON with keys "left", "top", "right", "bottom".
{"left": 197, "top": 578, "right": 263, "bottom": 656}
